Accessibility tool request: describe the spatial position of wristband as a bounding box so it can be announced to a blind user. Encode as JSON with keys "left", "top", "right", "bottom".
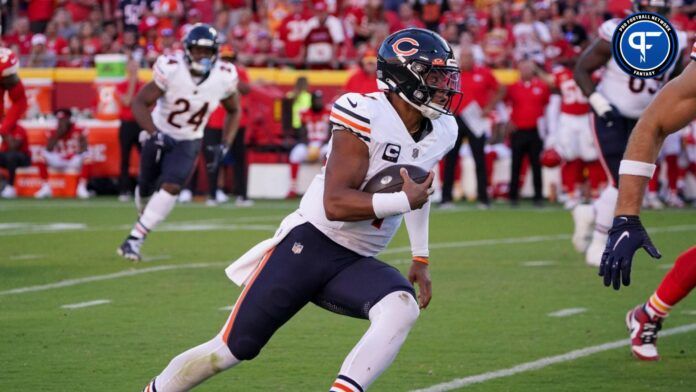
{"left": 619, "top": 159, "right": 656, "bottom": 178}
{"left": 412, "top": 256, "right": 429, "bottom": 265}
{"left": 372, "top": 191, "right": 411, "bottom": 218}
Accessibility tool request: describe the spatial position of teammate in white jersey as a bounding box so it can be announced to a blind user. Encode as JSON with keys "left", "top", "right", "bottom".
{"left": 118, "top": 24, "right": 240, "bottom": 261}
{"left": 572, "top": 0, "right": 687, "bottom": 266}
{"left": 142, "top": 28, "right": 461, "bottom": 392}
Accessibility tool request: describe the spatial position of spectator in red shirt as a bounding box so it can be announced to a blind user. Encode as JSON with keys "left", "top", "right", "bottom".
{"left": 301, "top": 1, "right": 345, "bottom": 69}
{"left": 5, "top": 17, "right": 34, "bottom": 58}
{"left": 441, "top": 46, "right": 505, "bottom": 208}
{"left": 116, "top": 59, "right": 144, "bottom": 200}
{"left": 248, "top": 30, "right": 280, "bottom": 67}
{"left": 61, "top": 0, "right": 98, "bottom": 23}
{"left": 26, "top": 0, "right": 55, "bottom": 34}
{"left": 0, "top": 124, "right": 31, "bottom": 199}
{"left": 44, "top": 21, "right": 69, "bottom": 58}
{"left": 277, "top": 0, "right": 310, "bottom": 67}
{"left": 343, "top": 49, "right": 378, "bottom": 94}
{"left": 506, "top": 59, "right": 550, "bottom": 205}
{"left": 386, "top": 3, "right": 425, "bottom": 33}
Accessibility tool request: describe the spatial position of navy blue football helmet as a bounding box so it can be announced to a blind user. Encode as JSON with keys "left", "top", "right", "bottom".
{"left": 183, "top": 24, "right": 219, "bottom": 75}
{"left": 377, "top": 28, "right": 462, "bottom": 119}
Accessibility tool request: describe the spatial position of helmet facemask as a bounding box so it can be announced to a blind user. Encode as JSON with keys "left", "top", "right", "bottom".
{"left": 401, "top": 60, "right": 462, "bottom": 120}
{"left": 185, "top": 43, "right": 217, "bottom": 75}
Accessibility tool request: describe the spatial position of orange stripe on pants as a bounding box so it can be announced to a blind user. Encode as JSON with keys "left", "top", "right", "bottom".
{"left": 221, "top": 248, "right": 276, "bottom": 343}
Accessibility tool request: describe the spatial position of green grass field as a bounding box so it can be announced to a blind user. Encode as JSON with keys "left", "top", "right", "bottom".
{"left": 1, "top": 199, "right": 695, "bottom": 391}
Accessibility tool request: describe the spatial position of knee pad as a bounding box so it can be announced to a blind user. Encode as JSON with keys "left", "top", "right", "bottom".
{"left": 369, "top": 291, "right": 420, "bottom": 331}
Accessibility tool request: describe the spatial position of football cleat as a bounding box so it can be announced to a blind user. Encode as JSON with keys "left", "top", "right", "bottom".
{"left": 235, "top": 196, "right": 254, "bottom": 207}
{"left": 664, "top": 191, "right": 685, "bottom": 208}
{"left": 117, "top": 236, "right": 144, "bottom": 262}
{"left": 585, "top": 230, "right": 607, "bottom": 267}
{"left": 571, "top": 204, "right": 595, "bottom": 253}
{"left": 215, "top": 189, "right": 230, "bottom": 204}
{"left": 643, "top": 192, "right": 664, "bottom": 210}
{"left": 1, "top": 185, "right": 17, "bottom": 199}
{"left": 178, "top": 189, "right": 193, "bottom": 203}
{"left": 205, "top": 198, "right": 218, "bottom": 207}
{"left": 34, "top": 183, "right": 52, "bottom": 199}
{"left": 626, "top": 305, "right": 662, "bottom": 361}
{"left": 76, "top": 180, "right": 91, "bottom": 199}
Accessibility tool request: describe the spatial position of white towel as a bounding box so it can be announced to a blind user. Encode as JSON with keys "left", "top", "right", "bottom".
{"left": 225, "top": 211, "right": 307, "bottom": 286}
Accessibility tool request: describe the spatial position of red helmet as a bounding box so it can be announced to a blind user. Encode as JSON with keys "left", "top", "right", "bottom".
{"left": 540, "top": 148, "right": 562, "bottom": 168}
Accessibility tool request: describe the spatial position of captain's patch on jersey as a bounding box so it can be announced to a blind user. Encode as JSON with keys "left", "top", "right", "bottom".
{"left": 612, "top": 12, "right": 678, "bottom": 78}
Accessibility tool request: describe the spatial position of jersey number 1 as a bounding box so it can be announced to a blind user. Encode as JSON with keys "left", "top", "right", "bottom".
{"left": 167, "top": 98, "right": 209, "bottom": 130}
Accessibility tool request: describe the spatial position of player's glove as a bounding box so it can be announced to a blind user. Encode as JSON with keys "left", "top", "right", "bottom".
{"left": 588, "top": 92, "right": 619, "bottom": 127}
{"left": 139, "top": 130, "right": 176, "bottom": 152}
{"left": 598, "top": 215, "right": 662, "bottom": 290}
{"left": 205, "top": 144, "right": 228, "bottom": 171}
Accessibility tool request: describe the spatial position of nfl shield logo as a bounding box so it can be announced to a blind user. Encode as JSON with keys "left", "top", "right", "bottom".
{"left": 292, "top": 242, "right": 304, "bottom": 254}
{"left": 412, "top": 148, "right": 419, "bottom": 159}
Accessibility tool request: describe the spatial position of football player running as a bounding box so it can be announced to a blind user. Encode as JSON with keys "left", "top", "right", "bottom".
{"left": 142, "top": 28, "right": 461, "bottom": 392}
{"left": 0, "top": 47, "right": 28, "bottom": 199}
{"left": 117, "top": 24, "right": 241, "bottom": 261}
{"left": 599, "top": 42, "right": 696, "bottom": 361}
{"left": 572, "top": 0, "right": 688, "bottom": 266}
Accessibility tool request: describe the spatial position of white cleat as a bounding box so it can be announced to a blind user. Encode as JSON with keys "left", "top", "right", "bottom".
{"left": 585, "top": 231, "right": 608, "bottom": 267}
{"left": 235, "top": 196, "right": 254, "bottom": 207}
{"left": 564, "top": 197, "right": 580, "bottom": 210}
{"left": 205, "top": 198, "right": 218, "bottom": 207}
{"left": 215, "top": 189, "right": 230, "bottom": 204}
{"left": 178, "top": 189, "right": 193, "bottom": 203}
{"left": 76, "top": 181, "right": 91, "bottom": 199}
{"left": 664, "top": 191, "right": 685, "bottom": 208}
{"left": 571, "top": 204, "right": 595, "bottom": 253}
{"left": 644, "top": 192, "right": 664, "bottom": 210}
{"left": 1, "top": 185, "right": 17, "bottom": 199}
{"left": 34, "top": 183, "right": 52, "bottom": 199}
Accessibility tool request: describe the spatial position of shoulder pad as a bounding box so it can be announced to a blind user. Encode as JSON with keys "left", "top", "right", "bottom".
{"left": 329, "top": 93, "right": 372, "bottom": 143}
{"left": 152, "top": 55, "right": 180, "bottom": 90}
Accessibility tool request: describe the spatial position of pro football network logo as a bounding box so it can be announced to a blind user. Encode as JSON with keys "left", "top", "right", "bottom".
{"left": 612, "top": 12, "right": 678, "bottom": 78}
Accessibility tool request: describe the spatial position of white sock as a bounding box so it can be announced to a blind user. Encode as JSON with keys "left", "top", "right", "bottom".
{"left": 149, "top": 334, "right": 240, "bottom": 392}
{"left": 592, "top": 186, "right": 618, "bottom": 234}
{"left": 130, "top": 190, "right": 177, "bottom": 239}
{"left": 331, "top": 291, "right": 420, "bottom": 391}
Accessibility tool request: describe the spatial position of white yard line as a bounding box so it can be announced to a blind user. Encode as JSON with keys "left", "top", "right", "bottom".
{"left": 0, "top": 262, "right": 227, "bottom": 296}
{"left": 9, "top": 254, "right": 43, "bottom": 260}
{"left": 61, "top": 299, "right": 111, "bottom": 309}
{"left": 522, "top": 261, "right": 556, "bottom": 267}
{"left": 547, "top": 308, "right": 587, "bottom": 317}
{"left": 3, "top": 224, "right": 696, "bottom": 297}
{"left": 219, "top": 305, "right": 235, "bottom": 311}
{"left": 411, "top": 323, "right": 696, "bottom": 392}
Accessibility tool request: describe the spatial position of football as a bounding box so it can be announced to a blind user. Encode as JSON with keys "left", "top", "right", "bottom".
{"left": 362, "top": 164, "right": 430, "bottom": 194}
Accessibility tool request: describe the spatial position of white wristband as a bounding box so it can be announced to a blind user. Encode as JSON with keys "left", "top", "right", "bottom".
{"left": 588, "top": 92, "right": 612, "bottom": 116}
{"left": 619, "top": 159, "right": 656, "bottom": 178}
{"left": 372, "top": 191, "right": 412, "bottom": 218}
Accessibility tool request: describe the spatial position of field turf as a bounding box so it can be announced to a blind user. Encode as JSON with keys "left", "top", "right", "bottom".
{"left": 1, "top": 198, "right": 695, "bottom": 391}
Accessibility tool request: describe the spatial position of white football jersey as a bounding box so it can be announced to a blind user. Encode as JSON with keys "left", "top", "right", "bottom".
{"left": 298, "top": 92, "right": 458, "bottom": 257}
{"left": 595, "top": 18, "right": 688, "bottom": 119}
{"left": 151, "top": 53, "right": 238, "bottom": 140}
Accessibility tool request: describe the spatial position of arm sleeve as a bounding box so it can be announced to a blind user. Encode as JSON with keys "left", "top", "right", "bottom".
{"left": 404, "top": 200, "right": 430, "bottom": 258}
{"left": 0, "top": 80, "right": 27, "bottom": 134}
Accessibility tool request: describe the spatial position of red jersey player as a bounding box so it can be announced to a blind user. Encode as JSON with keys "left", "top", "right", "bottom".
{"left": 0, "top": 47, "right": 29, "bottom": 198}
{"left": 35, "top": 109, "right": 91, "bottom": 199}
{"left": 288, "top": 90, "right": 330, "bottom": 197}
{"left": 548, "top": 65, "right": 605, "bottom": 212}
{"left": 0, "top": 124, "right": 31, "bottom": 198}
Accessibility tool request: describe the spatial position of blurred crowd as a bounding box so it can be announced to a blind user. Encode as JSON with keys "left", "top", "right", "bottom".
{"left": 1, "top": 0, "right": 694, "bottom": 70}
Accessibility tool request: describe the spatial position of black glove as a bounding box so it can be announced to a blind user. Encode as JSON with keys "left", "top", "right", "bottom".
{"left": 598, "top": 215, "right": 662, "bottom": 290}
